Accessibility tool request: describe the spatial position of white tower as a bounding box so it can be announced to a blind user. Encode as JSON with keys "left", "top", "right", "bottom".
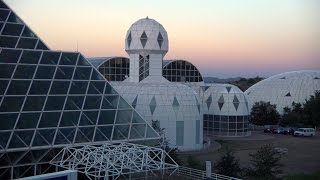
{"left": 125, "top": 17, "right": 169, "bottom": 83}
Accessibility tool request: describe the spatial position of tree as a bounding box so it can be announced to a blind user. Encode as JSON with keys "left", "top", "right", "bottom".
{"left": 151, "top": 120, "right": 182, "bottom": 165}
{"left": 186, "top": 155, "right": 203, "bottom": 170}
{"left": 251, "top": 101, "right": 280, "bottom": 125}
{"left": 303, "top": 90, "right": 320, "bottom": 127}
{"left": 244, "top": 144, "right": 283, "bottom": 180}
{"left": 214, "top": 147, "right": 241, "bottom": 178}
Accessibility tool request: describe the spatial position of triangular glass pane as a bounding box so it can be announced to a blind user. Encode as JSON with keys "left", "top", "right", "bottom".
{"left": 94, "top": 126, "right": 113, "bottom": 142}
{"left": 157, "top": 32, "right": 163, "bottom": 48}
{"left": 218, "top": 94, "right": 224, "bottom": 110}
{"left": 233, "top": 102, "right": 239, "bottom": 111}
{"left": 39, "top": 112, "right": 61, "bottom": 128}
{"left": 38, "top": 129, "right": 55, "bottom": 145}
{"left": 233, "top": 95, "right": 239, "bottom": 103}
{"left": 0, "top": 1, "right": 9, "bottom": 9}
{"left": 285, "top": 92, "right": 291, "bottom": 97}
{"left": 36, "top": 40, "right": 49, "bottom": 50}
{"left": 130, "top": 124, "right": 146, "bottom": 139}
{"left": 32, "top": 131, "right": 50, "bottom": 147}
{"left": 54, "top": 130, "right": 70, "bottom": 145}
{"left": 17, "top": 130, "right": 34, "bottom": 147}
{"left": 77, "top": 55, "right": 90, "bottom": 66}
{"left": 140, "top": 31, "right": 148, "bottom": 48}
{"left": 73, "top": 67, "right": 91, "bottom": 80}
{"left": 88, "top": 81, "right": 105, "bottom": 94}
{"left": 7, "top": 12, "right": 23, "bottom": 23}
{"left": 132, "top": 111, "right": 145, "bottom": 123}
{"left": 59, "top": 52, "right": 78, "bottom": 65}
{"left": 7, "top": 151, "right": 26, "bottom": 165}
{"left": 0, "top": 113, "right": 18, "bottom": 130}
{"left": 206, "top": 95, "right": 212, "bottom": 110}
{"left": 60, "top": 111, "right": 80, "bottom": 127}
{"left": 65, "top": 96, "right": 85, "bottom": 110}
{"left": 0, "top": 132, "right": 11, "bottom": 149}
{"left": 118, "top": 97, "right": 131, "bottom": 109}
{"left": 80, "top": 111, "right": 98, "bottom": 125}
{"left": 127, "top": 32, "right": 132, "bottom": 48}
{"left": 226, "top": 86, "right": 231, "bottom": 93}
{"left": 8, "top": 133, "right": 26, "bottom": 148}
{"left": 16, "top": 113, "right": 40, "bottom": 129}
{"left": 115, "top": 110, "right": 132, "bottom": 124}
{"left": 56, "top": 128, "right": 76, "bottom": 144}
{"left": 75, "top": 127, "right": 94, "bottom": 143}
{"left": 149, "top": 96, "right": 157, "bottom": 115}
{"left": 112, "top": 125, "right": 129, "bottom": 140}
{"left": 102, "top": 95, "right": 119, "bottom": 109}
{"left": 90, "top": 69, "right": 104, "bottom": 80}
{"left": 104, "top": 83, "right": 117, "bottom": 94}
{"left": 146, "top": 125, "right": 159, "bottom": 138}
{"left": 132, "top": 95, "right": 138, "bottom": 108}
{"left": 98, "top": 110, "right": 116, "bottom": 125}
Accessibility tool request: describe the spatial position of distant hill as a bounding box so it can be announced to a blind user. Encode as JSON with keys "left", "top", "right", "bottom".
{"left": 203, "top": 77, "right": 242, "bottom": 83}
{"left": 203, "top": 76, "right": 264, "bottom": 91}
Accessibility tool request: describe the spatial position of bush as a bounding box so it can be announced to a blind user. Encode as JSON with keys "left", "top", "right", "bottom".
{"left": 214, "top": 147, "right": 241, "bottom": 178}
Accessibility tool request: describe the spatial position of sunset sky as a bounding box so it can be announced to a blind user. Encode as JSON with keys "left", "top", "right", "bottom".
{"left": 4, "top": 0, "right": 320, "bottom": 78}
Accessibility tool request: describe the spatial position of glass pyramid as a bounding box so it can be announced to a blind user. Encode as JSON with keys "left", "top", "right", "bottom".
{"left": 0, "top": 1, "right": 159, "bottom": 179}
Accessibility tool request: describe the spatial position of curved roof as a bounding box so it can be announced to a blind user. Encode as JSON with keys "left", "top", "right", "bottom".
{"left": 88, "top": 57, "right": 129, "bottom": 68}
{"left": 245, "top": 70, "right": 320, "bottom": 113}
{"left": 163, "top": 59, "right": 204, "bottom": 82}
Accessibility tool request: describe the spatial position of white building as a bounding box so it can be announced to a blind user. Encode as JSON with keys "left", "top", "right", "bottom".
{"left": 245, "top": 70, "right": 320, "bottom": 114}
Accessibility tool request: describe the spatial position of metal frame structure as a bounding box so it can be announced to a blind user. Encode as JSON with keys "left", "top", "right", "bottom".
{"left": 50, "top": 142, "right": 178, "bottom": 180}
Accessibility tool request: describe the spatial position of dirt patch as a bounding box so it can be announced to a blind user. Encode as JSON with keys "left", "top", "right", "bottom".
{"left": 181, "top": 132, "right": 320, "bottom": 175}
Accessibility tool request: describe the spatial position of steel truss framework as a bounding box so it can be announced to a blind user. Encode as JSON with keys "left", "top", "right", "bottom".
{"left": 50, "top": 142, "right": 178, "bottom": 180}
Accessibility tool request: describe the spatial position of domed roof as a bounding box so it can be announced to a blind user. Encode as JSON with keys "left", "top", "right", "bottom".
{"left": 125, "top": 17, "right": 168, "bottom": 55}
{"left": 245, "top": 70, "right": 320, "bottom": 113}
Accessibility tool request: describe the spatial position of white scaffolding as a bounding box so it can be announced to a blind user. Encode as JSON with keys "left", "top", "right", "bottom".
{"left": 50, "top": 142, "right": 178, "bottom": 179}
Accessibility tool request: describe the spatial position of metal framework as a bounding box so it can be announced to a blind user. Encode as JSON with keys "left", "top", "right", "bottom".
{"left": 50, "top": 142, "right": 178, "bottom": 180}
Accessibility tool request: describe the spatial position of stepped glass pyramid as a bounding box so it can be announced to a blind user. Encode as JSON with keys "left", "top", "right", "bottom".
{"left": 0, "top": 1, "right": 159, "bottom": 179}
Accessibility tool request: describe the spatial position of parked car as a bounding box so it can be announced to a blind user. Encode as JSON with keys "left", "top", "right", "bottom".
{"left": 283, "top": 127, "right": 298, "bottom": 135}
{"left": 294, "top": 128, "right": 316, "bottom": 137}
{"left": 273, "top": 127, "right": 285, "bottom": 134}
{"left": 264, "top": 125, "right": 278, "bottom": 133}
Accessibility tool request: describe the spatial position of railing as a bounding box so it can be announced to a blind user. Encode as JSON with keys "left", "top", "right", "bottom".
{"left": 168, "top": 166, "right": 242, "bottom": 180}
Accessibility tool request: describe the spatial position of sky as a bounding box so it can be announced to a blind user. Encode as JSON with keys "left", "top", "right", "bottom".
{"left": 4, "top": 0, "right": 320, "bottom": 78}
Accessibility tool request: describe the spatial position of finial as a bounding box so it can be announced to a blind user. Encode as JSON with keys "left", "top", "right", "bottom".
{"left": 146, "top": 16, "right": 149, "bottom": 19}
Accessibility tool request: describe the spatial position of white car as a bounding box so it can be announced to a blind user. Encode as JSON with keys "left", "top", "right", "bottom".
{"left": 294, "top": 128, "right": 315, "bottom": 137}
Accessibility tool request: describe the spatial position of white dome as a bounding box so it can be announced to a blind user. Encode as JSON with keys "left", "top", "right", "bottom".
{"left": 245, "top": 70, "right": 320, "bottom": 114}
{"left": 110, "top": 82, "right": 202, "bottom": 151}
{"left": 125, "top": 17, "right": 168, "bottom": 55}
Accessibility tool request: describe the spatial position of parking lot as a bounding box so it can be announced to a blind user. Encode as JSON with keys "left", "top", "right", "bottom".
{"left": 189, "top": 131, "right": 320, "bottom": 176}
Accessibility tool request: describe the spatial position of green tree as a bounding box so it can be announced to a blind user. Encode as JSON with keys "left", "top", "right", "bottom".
{"left": 244, "top": 144, "right": 283, "bottom": 180}
{"left": 214, "top": 147, "right": 241, "bottom": 178}
{"left": 303, "top": 90, "right": 320, "bottom": 127}
{"left": 186, "top": 155, "right": 203, "bottom": 170}
{"left": 251, "top": 101, "right": 280, "bottom": 125}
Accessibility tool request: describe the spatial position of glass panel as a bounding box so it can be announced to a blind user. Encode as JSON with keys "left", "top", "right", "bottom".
{"left": 55, "top": 128, "right": 76, "bottom": 144}
{"left": 23, "top": 96, "right": 46, "bottom": 111}
{"left": 0, "top": 64, "right": 15, "bottom": 78}
{"left": 0, "top": 9, "right": 9, "bottom": 21}
{"left": 80, "top": 111, "right": 98, "bottom": 125}
{"left": 229, "top": 116, "right": 236, "bottom": 122}
{"left": 35, "top": 66, "right": 56, "bottom": 79}
{"left": 75, "top": 127, "right": 94, "bottom": 143}
{"left": 146, "top": 125, "right": 158, "bottom": 138}
{"left": 0, "top": 113, "right": 18, "bottom": 130}
{"left": 29, "top": 80, "right": 51, "bottom": 94}
{"left": 40, "top": 51, "right": 60, "bottom": 65}
{"left": 39, "top": 112, "right": 61, "bottom": 128}
{"left": 55, "top": 66, "right": 74, "bottom": 79}
{"left": 7, "top": 80, "right": 31, "bottom": 95}
{"left": 19, "top": 50, "right": 41, "bottom": 64}
{"left": 16, "top": 113, "right": 40, "bottom": 129}
{"left": 69, "top": 81, "right": 88, "bottom": 94}
{"left": 60, "top": 111, "right": 80, "bottom": 127}
{"left": 115, "top": 110, "right": 132, "bottom": 124}
{"left": 2, "top": 23, "right": 23, "bottom": 36}
{"left": 45, "top": 96, "right": 66, "bottom": 110}
{"left": 17, "top": 38, "right": 38, "bottom": 49}
{"left": 0, "top": 96, "right": 24, "bottom": 112}
{"left": 176, "top": 121, "right": 184, "bottom": 145}
{"left": 36, "top": 40, "right": 49, "bottom": 50}
{"left": 112, "top": 125, "right": 129, "bottom": 140}
{"left": 130, "top": 124, "right": 146, "bottom": 139}
{"left": 59, "top": 53, "right": 78, "bottom": 65}
{"left": 33, "top": 129, "right": 55, "bottom": 146}
{"left": 9, "top": 130, "right": 34, "bottom": 148}
{"left": 13, "top": 65, "right": 36, "bottom": 79}
{"left": 104, "top": 83, "right": 117, "bottom": 94}
{"left": 7, "top": 12, "right": 23, "bottom": 23}
{"left": 0, "top": 80, "right": 9, "bottom": 95}
{"left": 64, "top": 96, "right": 84, "bottom": 110}
{"left": 0, "top": 132, "right": 11, "bottom": 149}
{"left": 118, "top": 97, "right": 131, "bottom": 109}
{"left": 84, "top": 96, "right": 101, "bottom": 109}
{"left": 50, "top": 81, "right": 70, "bottom": 94}
{"left": 21, "top": 26, "right": 36, "bottom": 37}
{"left": 94, "top": 126, "right": 113, "bottom": 141}
{"left": 91, "top": 69, "right": 104, "bottom": 80}
{"left": 73, "top": 67, "right": 91, "bottom": 80}
{"left": 132, "top": 111, "right": 144, "bottom": 123}
{"left": 98, "top": 110, "right": 116, "bottom": 125}
{"left": 77, "top": 55, "right": 90, "bottom": 66}
{"left": 0, "top": 49, "right": 22, "bottom": 63}
{"left": 101, "top": 95, "right": 119, "bottom": 109}
{"left": 237, "top": 123, "right": 244, "bottom": 129}
{"left": 88, "top": 81, "right": 105, "bottom": 94}
{"left": 0, "top": 36, "right": 18, "bottom": 48}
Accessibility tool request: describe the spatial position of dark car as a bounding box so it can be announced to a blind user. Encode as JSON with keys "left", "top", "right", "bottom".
{"left": 286, "top": 127, "right": 298, "bottom": 135}
{"left": 273, "top": 127, "right": 285, "bottom": 134}
{"left": 264, "top": 125, "right": 278, "bottom": 133}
